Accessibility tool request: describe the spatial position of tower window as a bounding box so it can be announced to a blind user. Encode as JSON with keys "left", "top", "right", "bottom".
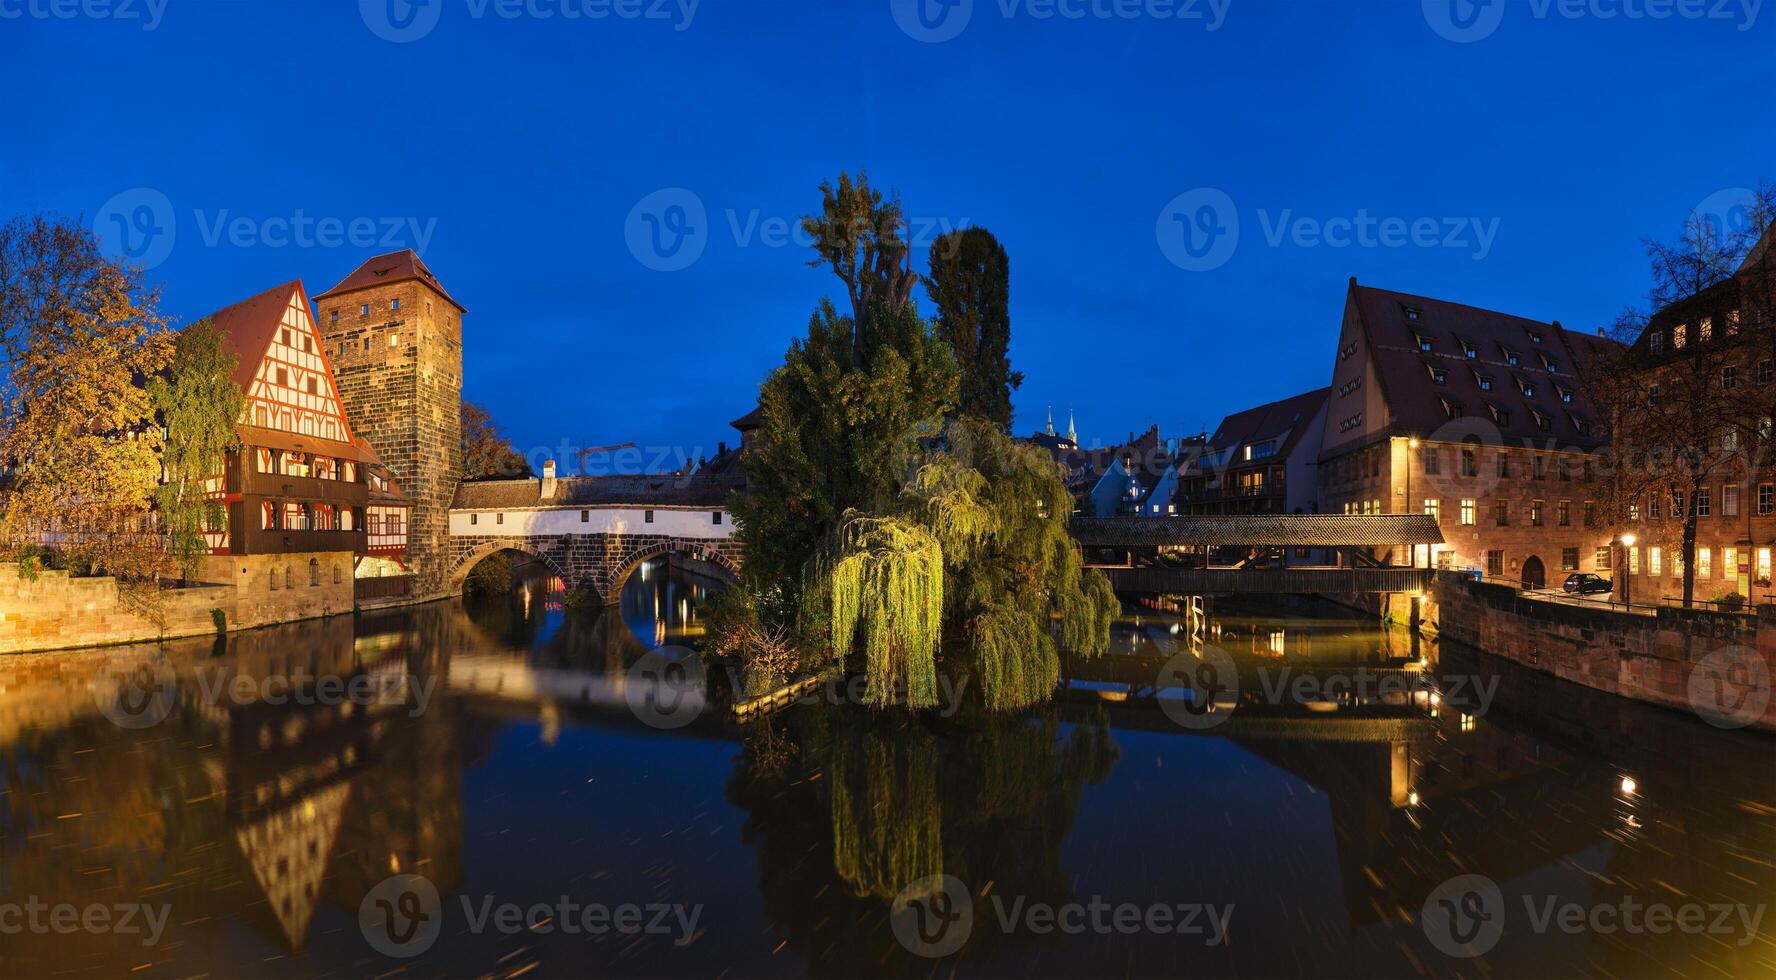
{"left": 389, "top": 334, "right": 398, "bottom": 347}
{"left": 391, "top": 298, "right": 401, "bottom": 311}
{"left": 364, "top": 338, "right": 371, "bottom": 351}
{"left": 360, "top": 304, "right": 370, "bottom": 316}
{"left": 331, "top": 309, "right": 339, "bottom": 322}
{"left": 712, "top": 511, "right": 723, "bottom": 525}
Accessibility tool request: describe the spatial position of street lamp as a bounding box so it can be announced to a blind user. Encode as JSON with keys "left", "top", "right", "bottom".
{"left": 1621, "top": 533, "right": 1637, "bottom": 607}
{"left": 1406, "top": 437, "right": 1421, "bottom": 567}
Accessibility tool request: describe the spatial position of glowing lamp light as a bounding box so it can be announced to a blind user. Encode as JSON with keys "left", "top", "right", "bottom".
{"left": 1620, "top": 776, "right": 1638, "bottom": 796}
{"left": 1622, "top": 533, "right": 1637, "bottom": 548}
{"left": 1407, "top": 791, "right": 1420, "bottom": 806}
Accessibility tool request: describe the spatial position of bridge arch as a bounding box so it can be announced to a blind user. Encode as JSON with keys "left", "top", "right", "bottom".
{"left": 447, "top": 539, "right": 574, "bottom": 596}
{"left": 608, "top": 541, "right": 741, "bottom": 600}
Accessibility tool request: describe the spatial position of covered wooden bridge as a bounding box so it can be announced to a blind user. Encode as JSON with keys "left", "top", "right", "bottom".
{"left": 1071, "top": 514, "right": 1445, "bottom": 595}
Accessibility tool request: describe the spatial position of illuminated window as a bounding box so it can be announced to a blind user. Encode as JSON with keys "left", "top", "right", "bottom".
{"left": 1760, "top": 548, "right": 1772, "bottom": 582}
{"left": 1674, "top": 323, "right": 1687, "bottom": 348}
{"left": 256, "top": 448, "right": 274, "bottom": 473}
{"left": 1699, "top": 547, "right": 1712, "bottom": 578}
{"left": 1629, "top": 546, "right": 1640, "bottom": 574}
{"left": 1460, "top": 499, "right": 1476, "bottom": 526}
{"left": 1596, "top": 547, "right": 1612, "bottom": 570}
{"left": 1725, "top": 547, "right": 1738, "bottom": 577}
{"left": 1530, "top": 499, "right": 1544, "bottom": 526}
{"left": 1649, "top": 547, "right": 1663, "bottom": 576}
{"left": 341, "top": 508, "right": 354, "bottom": 531}
{"left": 1701, "top": 317, "right": 1713, "bottom": 341}
{"left": 1725, "top": 485, "right": 1741, "bottom": 516}
{"left": 1424, "top": 499, "right": 1440, "bottom": 520}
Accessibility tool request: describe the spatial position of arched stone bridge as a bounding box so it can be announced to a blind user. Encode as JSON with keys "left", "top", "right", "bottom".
{"left": 447, "top": 471, "right": 744, "bottom": 603}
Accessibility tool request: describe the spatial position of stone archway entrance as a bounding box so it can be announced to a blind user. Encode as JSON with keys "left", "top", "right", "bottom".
{"left": 1521, "top": 555, "right": 1546, "bottom": 591}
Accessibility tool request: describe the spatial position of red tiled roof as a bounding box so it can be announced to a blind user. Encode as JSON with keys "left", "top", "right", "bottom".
{"left": 314, "top": 249, "right": 464, "bottom": 311}
{"left": 1349, "top": 283, "right": 1616, "bottom": 450}
{"left": 206, "top": 280, "right": 302, "bottom": 391}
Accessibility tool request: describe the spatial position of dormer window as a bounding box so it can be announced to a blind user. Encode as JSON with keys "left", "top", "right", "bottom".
{"left": 1540, "top": 354, "right": 1558, "bottom": 373}
{"left": 1518, "top": 377, "right": 1536, "bottom": 397}
{"left": 1527, "top": 329, "right": 1544, "bottom": 344}
{"left": 1458, "top": 337, "right": 1478, "bottom": 359}
{"left": 1475, "top": 372, "right": 1493, "bottom": 391}
{"left": 1428, "top": 364, "right": 1449, "bottom": 385}
{"left": 1571, "top": 415, "right": 1592, "bottom": 435}
{"left": 1415, "top": 332, "right": 1433, "bottom": 352}
{"left": 1441, "top": 398, "right": 1464, "bottom": 419}
{"left": 1556, "top": 385, "right": 1573, "bottom": 403}
{"left": 1502, "top": 347, "right": 1520, "bottom": 366}
{"left": 1650, "top": 330, "right": 1665, "bottom": 354}
{"left": 1489, "top": 403, "right": 1510, "bottom": 426}
{"left": 1531, "top": 410, "right": 1551, "bottom": 432}
{"left": 1404, "top": 306, "right": 1422, "bottom": 322}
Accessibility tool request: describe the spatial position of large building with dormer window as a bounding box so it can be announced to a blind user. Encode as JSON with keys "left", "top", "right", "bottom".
{"left": 195, "top": 280, "right": 414, "bottom": 616}
{"left": 1317, "top": 279, "right": 1619, "bottom": 588}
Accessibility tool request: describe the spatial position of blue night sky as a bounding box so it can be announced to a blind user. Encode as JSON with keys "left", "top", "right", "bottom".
{"left": 5, "top": 0, "right": 1772, "bottom": 466}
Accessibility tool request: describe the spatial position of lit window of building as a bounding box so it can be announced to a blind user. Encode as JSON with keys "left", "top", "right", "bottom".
{"left": 1649, "top": 547, "right": 1663, "bottom": 576}
{"left": 1460, "top": 499, "right": 1476, "bottom": 526}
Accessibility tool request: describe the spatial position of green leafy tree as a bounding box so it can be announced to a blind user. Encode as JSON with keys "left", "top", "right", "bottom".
{"left": 927, "top": 228, "right": 1022, "bottom": 431}
{"left": 148, "top": 318, "right": 242, "bottom": 580}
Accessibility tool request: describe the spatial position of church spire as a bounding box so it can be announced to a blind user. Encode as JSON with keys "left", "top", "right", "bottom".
{"left": 1046, "top": 406, "right": 1055, "bottom": 437}
{"left": 1067, "top": 410, "right": 1077, "bottom": 444}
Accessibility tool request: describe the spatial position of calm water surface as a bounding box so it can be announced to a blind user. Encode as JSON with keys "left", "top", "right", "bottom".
{"left": 1, "top": 562, "right": 1772, "bottom": 978}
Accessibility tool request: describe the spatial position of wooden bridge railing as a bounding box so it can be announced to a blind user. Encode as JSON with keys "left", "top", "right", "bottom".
{"left": 1097, "top": 565, "right": 1434, "bottom": 595}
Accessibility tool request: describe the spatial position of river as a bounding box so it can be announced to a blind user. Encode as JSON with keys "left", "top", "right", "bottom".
{"left": 0, "top": 562, "right": 1770, "bottom": 978}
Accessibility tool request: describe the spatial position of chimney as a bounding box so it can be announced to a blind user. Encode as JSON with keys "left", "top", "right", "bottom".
{"left": 540, "top": 459, "right": 557, "bottom": 499}
{"left": 718, "top": 440, "right": 728, "bottom": 455}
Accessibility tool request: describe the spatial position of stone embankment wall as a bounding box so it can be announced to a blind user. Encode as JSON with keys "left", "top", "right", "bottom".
{"left": 1428, "top": 573, "right": 1776, "bottom": 732}
{"left": 0, "top": 551, "right": 356, "bottom": 654}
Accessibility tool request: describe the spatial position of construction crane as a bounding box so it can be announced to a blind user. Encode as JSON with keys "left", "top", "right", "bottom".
{"left": 577, "top": 442, "right": 636, "bottom": 476}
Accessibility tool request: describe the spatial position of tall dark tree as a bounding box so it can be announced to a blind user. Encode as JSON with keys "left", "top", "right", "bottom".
{"left": 800, "top": 171, "right": 918, "bottom": 349}
{"left": 926, "top": 227, "right": 1022, "bottom": 431}
{"left": 149, "top": 318, "right": 242, "bottom": 580}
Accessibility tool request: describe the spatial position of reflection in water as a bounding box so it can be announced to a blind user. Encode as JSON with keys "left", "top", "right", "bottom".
{"left": 0, "top": 587, "right": 1770, "bottom": 978}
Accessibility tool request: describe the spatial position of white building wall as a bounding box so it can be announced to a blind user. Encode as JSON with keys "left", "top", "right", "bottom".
{"left": 448, "top": 506, "right": 735, "bottom": 540}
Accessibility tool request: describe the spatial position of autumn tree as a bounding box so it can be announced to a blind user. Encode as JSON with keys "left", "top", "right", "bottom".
{"left": 148, "top": 318, "right": 242, "bottom": 581}
{"left": 0, "top": 214, "right": 170, "bottom": 577}
{"left": 927, "top": 227, "right": 1022, "bottom": 431}
{"left": 461, "top": 400, "right": 531, "bottom": 478}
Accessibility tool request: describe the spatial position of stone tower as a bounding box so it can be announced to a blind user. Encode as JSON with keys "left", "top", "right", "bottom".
{"left": 314, "top": 250, "right": 464, "bottom": 599}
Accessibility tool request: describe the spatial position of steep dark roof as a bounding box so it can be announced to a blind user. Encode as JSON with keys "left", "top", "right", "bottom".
{"left": 453, "top": 473, "right": 741, "bottom": 510}
{"left": 1071, "top": 514, "right": 1444, "bottom": 548}
{"left": 314, "top": 250, "right": 464, "bottom": 311}
{"left": 1350, "top": 283, "right": 1612, "bottom": 450}
{"left": 730, "top": 407, "right": 763, "bottom": 431}
{"left": 1201, "top": 387, "right": 1328, "bottom": 468}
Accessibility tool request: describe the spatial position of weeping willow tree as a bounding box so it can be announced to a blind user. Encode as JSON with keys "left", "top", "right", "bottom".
{"left": 829, "top": 728, "right": 943, "bottom": 899}
{"left": 822, "top": 514, "right": 946, "bottom": 708}
{"left": 811, "top": 418, "right": 1118, "bottom": 713}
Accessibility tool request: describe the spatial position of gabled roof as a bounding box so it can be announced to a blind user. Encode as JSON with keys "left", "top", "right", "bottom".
{"left": 1742, "top": 219, "right": 1776, "bottom": 275}
{"left": 208, "top": 280, "right": 303, "bottom": 391}
{"left": 730, "top": 406, "right": 763, "bottom": 431}
{"left": 1202, "top": 387, "right": 1329, "bottom": 469}
{"left": 314, "top": 249, "right": 465, "bottom": 311}
{"left": 1347, "top": 282, "right": 1612, "bottom": 450}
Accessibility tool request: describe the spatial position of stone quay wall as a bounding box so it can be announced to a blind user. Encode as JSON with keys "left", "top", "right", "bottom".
{"left": 0, "top": 550, "right": 358, "bottom": 655}
{"left": 1428, "top": 572, "right": 1776, "bottom": 732}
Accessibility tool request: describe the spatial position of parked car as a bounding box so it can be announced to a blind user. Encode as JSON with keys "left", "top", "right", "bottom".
{"left": 1562, "top": 573, "right": 1612, "bottom": 595}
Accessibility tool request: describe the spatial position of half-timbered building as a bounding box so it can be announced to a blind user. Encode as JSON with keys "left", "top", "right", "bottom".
{"left": 195, "top": 280, "right": 414, "bottom": 612}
